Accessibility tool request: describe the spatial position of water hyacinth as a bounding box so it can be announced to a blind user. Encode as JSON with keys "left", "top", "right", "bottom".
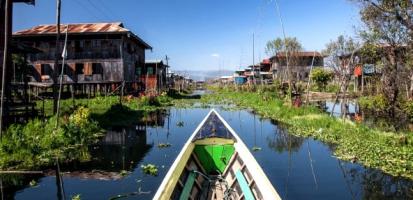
{"left": 0, "top": 106, "right": 102, "bottom": 170}
{"left": 201, "top": 87, "right": 413, "bottom": 180}
{"left": 141, "top": 164, "right": 158, "bottom": 176}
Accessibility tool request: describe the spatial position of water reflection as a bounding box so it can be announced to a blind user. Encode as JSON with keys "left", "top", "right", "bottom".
{"left": 317, "top": 100, "right": 413, "bottom": 132}
{"left": 267, "top": 126, "right": 304, "bottom": 153}
{"left": 2, "top": 107, "right": 413, "bottom": 199}
{"left": 338, "top": 161, "right": 413, "bottom": 199}
{"left": 63, "top": 127, "right": 153, "bottom": 179}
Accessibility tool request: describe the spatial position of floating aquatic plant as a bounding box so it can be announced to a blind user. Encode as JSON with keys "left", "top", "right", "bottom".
{"left": 157, "top": 143, "right": 172, "bottom": 148}
{"left": 252, "top": 146, "right": 262, "bottom": 151}
{"left": 71, "top": 194, "right": 81, "bottom": 200}
{"left": 120, "top": 170, "right": 129, "bottom": 177}
{"left": 29, "top": 180, "right": 37, "bottom": 187}
{"left": 201, "top": 87, "right": 413, "bottom": 180}
{"left": 176, "top": 121, "right": 185, "bottom": 127}
{"left": 141, "top": 164, "right": 158, "bottom": 176}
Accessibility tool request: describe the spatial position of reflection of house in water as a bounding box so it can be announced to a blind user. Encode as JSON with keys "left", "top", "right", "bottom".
{"left": 61, "top": 127, "right": 152, "bottom": 181}
{"left": 140, "top": 109, "right": 167, "bottom": 127}
{"left": 59, "top": 111, "right": 167, "bottom": 180}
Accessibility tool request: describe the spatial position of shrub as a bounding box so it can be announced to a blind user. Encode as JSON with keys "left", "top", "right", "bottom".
{"left": 358, "top": 94, "right": 389, "bottom": 112}
{"left": 310, "top": 68, "right": 334, "bottom": 91}
{"left": 0, "top": 106, "right": 101, "bottom": 169}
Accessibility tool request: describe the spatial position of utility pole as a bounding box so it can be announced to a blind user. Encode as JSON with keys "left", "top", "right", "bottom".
{"left": 52, "top": 0, "right": 62, "bottom": 114}
{"left": 274, "top": 0, "right": 291, "bottom": 99}
{"left": 165, "top": 55, "right": 169, "bottom": 90}
{"left": 0, "top": 0, "right": 11, "bottom": 138}
{"left": 165, "top": 55, "right": 169, "bottom": 66}
{"left": 252, "top": 33, "right": 255, "bottom": 85}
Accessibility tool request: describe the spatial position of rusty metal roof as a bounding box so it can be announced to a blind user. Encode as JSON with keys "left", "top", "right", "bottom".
{"left": 14, "top": 22, "right": 129, "bottom": 35}
{"left": 269, "top": 51, "right": 324, "bottom": 61}
{"left": 13, "top": 22, "right": 151, "bottom": 49}
{"left": 275, "top": 51, "right": 322, "bottom": 57}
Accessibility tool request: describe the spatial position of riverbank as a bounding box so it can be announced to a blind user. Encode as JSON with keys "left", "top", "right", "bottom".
{"left": 0, "top": 91, "right": 192, "bottom": 171}
{"left": 2, "top": 88, "right": 412, "bottom": 180}
{"left": 200, "top": 88, "right": 413, "bottom": 180}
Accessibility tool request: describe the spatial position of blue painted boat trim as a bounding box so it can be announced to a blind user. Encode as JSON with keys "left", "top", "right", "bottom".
{"left": 235, "top": 170, "right": 255, "bottom": 200}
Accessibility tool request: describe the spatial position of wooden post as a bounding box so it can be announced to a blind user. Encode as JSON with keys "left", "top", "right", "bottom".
{"left": 71, "top": 84, "right": 74, "bottom": 107}
{"left": 361, "top": 65, "right": 364, "bottom": 94}
{"left": 52, "top": 0, "right": 61, "bottom": 115}
{"left": 120, "top": 81, "right": 124, "bottom": 105}
{"left": 0, "top": 0, "right": 11, "bottom": 138}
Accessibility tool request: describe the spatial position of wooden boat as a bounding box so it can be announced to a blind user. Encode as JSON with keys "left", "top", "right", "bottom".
{"left": 153, "top": 109, "right": 281, "bottom": 200}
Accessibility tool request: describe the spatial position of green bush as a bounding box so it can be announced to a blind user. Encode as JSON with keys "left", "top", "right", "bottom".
{"left": 358, "top": 94, "right": 389, "bottom": 112}
{"left": 0, "top": 106, "right": 101, "bottom": 169}
{"left": 402, "top": 100, "right": 413, "bottom": 121}
{"left": 310, "top": 68, "right": 334, "bottom": 91}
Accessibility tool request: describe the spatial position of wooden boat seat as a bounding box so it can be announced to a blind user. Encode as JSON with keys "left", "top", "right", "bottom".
{"left": 235, "top": 170, "right": 255, "bottom": 200}
{"left": 179, "top": 171, "right": 197, "bottom": 200}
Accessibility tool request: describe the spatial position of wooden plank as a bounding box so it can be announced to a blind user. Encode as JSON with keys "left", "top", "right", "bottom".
{"left": 235, "top": 170, "right": 255, "bottom": 200}
{"left": 179, "top": 171, "right": 196, "bottom": 200}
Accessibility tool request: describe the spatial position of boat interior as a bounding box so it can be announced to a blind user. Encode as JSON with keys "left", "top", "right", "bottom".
{"left": 170, "top": 112, "right": 263, "bottom": 200}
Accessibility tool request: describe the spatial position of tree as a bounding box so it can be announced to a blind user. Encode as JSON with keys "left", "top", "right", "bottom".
{"left": 310, "top": 68, "right": 334, "bottom": 91}
{"left": 265, "top": 37, "right": 303, "bottom": 96}
{"left": 322, "top": 35, "right": 359, "bottom": 75}
{"left": 353, "top": 0, "right": 412, "bottom": 114}
{"left": 322, "top": 35, "right": 360, "bottom": 98}
{"left": 265, "top": 37, "right": 303, "bottom": 56}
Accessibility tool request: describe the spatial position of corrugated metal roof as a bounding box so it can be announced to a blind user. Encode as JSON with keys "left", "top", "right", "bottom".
{"left": 14, "top": 22, "right": 128, "bottom": 35}
{"left": 273, "top": 51, "right": 323, "bottom": 58}
{"left": 13, "top": 22, "right": 152, "bottom": 49}
{"left": 145, "top": 60, "right": 163, "bottom": 64}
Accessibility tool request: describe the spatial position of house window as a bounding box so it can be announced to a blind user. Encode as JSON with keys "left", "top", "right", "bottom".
{"left": 41, "top": 64, "right": 52, "bottom": 75}
{"left": 75, "top": 41, "right": 84, "bottom": 52}
{"left": 75, "top": 63, "right": 84, "bottom": 74}
{"left": 135, "top": 67, "right": 142, "bottom": 75}
{"left": 92, "top": 63, "right": 103, "bottom": 74}
{"left": 92, "top": 40, "right": 101, "bottom": 48}
{"left": 147, "top": 67, "right": 154, "bottom": 75}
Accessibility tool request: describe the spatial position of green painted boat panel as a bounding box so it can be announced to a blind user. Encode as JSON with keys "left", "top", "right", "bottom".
{"left": 179, "top": 171, "right": 196, "bottom": 200}
{"left": 235, "top": 170, "right": 255, "bottom": 200}
{"left": 194, "top": 144, "right": 235, "bottom": 174}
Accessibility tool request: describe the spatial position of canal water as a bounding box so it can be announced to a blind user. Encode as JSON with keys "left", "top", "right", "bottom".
{"left": 2, "top": 107, "right": 413, "bottom": 199}
{"left": 316, "top": 100, "right": 413, "bottom": 132}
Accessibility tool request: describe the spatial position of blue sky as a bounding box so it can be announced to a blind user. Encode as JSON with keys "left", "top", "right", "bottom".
{"left": 13, "top": 0, "right": 361, "bottom": 71}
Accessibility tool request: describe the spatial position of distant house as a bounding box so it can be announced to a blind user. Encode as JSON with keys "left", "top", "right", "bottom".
{"left": 141, "top": 60, "right": 168, "bottom": 93}
{"left": 233, "top": 70, "right": 247, "bottom": 85}
{"left": 219, "top": 76, "right": 233, "bottom": 84}
{"left": 270, "top": 51, "right": 324, "bottom": 81}
{"left": 13, "top": 22, "right": 152, "bottom": 90}
{"left": 259, "top": 59, "right": 273, "bottom": 82}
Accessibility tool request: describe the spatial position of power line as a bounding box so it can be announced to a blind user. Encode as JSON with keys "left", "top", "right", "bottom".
{"left": 72, "top": 0, "right": 104, "bottom": 21}
{"left": 96, "top": 0, "right": 122, "bottom": 21}
{"left": 85, "top": 0, "right": 113, "bottom": 21}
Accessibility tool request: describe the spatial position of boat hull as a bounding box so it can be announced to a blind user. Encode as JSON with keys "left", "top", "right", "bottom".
{"left": 153, "top": 110, "right": 281, "bottom": 200}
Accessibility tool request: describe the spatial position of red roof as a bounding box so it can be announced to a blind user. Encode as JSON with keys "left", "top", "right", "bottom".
{"left": 13, "top": 22, "right": 152, "bottom": 49}
{"left": 14, "top": 22, "right": 129, "bottom": 35}
{"left": 261, "top": 59, "right": 271, "bottom": 65}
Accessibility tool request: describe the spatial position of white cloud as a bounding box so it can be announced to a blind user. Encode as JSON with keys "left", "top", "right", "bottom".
{"left": 211, "top": 53, "right": 220, "bottom": 58}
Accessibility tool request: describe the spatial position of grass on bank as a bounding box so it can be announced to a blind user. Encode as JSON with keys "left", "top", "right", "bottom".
{"left": 0, "top": 92, "right": 184, "bottom": 170}
{"left": 0, "top": 106, "right": 102, "bottom": 169}
{"left": 201, "top": 86, "right": 413, "bottom": 180}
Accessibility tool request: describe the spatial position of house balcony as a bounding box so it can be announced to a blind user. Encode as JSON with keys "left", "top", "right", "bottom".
{"left": 28, "top": 50, "right": 121, "bottom": 61}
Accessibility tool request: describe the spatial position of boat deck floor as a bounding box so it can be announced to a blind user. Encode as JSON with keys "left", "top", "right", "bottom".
{"left": 199, "top": 177, "right": 229, "bottom": 200}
